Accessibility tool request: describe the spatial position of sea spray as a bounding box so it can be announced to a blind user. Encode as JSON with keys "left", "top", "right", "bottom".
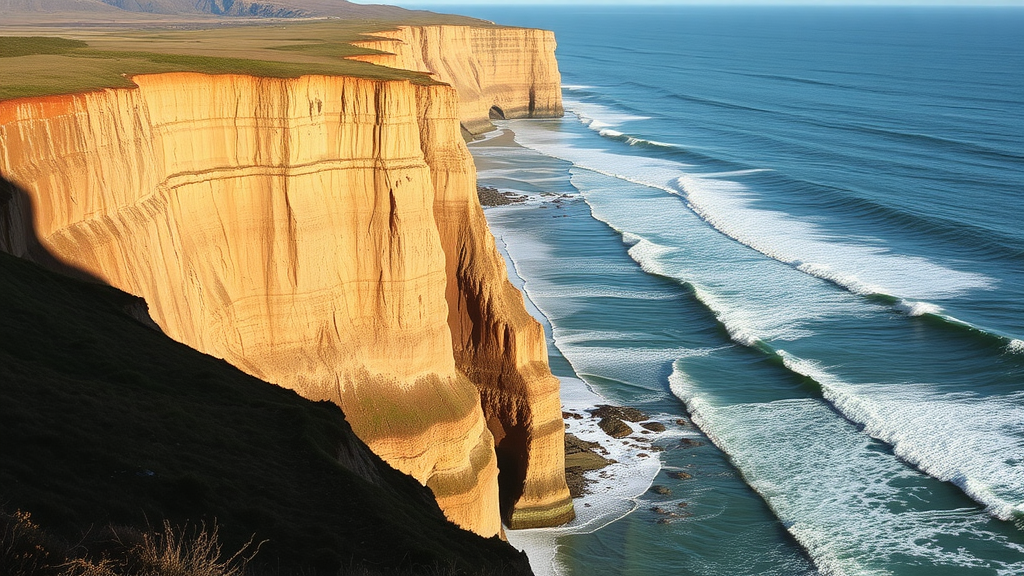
{"left": 465, "top": 6, "right": 1024, "bottom": 575}
{"left": 669, "top": 363, "right": 1024, "bottom": 576}
{"left": 490, "top": 225, "right": 663, "bottom": 575}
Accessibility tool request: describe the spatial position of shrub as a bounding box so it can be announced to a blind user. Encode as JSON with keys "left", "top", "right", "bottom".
{"left": 0, "top": 508, "right": 259, "bottom": 576}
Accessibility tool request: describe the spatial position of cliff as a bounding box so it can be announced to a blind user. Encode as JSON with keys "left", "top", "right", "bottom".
{"left": 352, "top": 25, "right": 563, "bottom": 135}
{"left": 352, "top": 26, "right": 569, "bottom": 527}
{"left": 0, "top": 249, "right": 532, "bottom": 575}
{"left": 0, "top": 50, "right": 571, "bottom": 534}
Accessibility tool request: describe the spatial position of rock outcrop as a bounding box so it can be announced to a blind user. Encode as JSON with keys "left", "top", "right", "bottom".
{"left": 0, "top": 46, "right": 571, "bottom": 534}
{"left": 352, "top": 25, "right": 563, "bottom": 135}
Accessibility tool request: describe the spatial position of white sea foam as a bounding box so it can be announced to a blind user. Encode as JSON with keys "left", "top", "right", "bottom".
{"left": 675, "top": 173, "right": 996, "bottom": 301}
{"left": 565, "top": 98, "right": 651, "bottom": 131}
{"left": 508, "top": 112, "right": 995, "bottom": 305}
{"left": 479, "top": 121, "right": 1024, "bottom": 575}
{"left": 469, "top": 126, "right": 512, "bottom": 143}
{"left": 776, "top": 351, "right": 1024, "bottom": 523}
{"left": 506, "top": 374, "right": 664, "bottom": 576}
{"left": 893, "top": 299, "right": 943, "bottom": 317}
{"left": 583, "top": 161, "right": 1024, "bottom": 525}
{"left": 491, "top": 219, "right": 663, "bottom": 576}
{"left": 565, "top": 97, "right": 695, "bottom": 150}
{"left": 620, "top": 231, "right": 642, "bottom": 246}
{"left": 669, "top": 364, "right": 1024, "bottom": 576}
{"left": 1007, "top": 339, "right": 1024, "bottom": 355}
{"left": 622, "top": 235, "right": 818, "bottom": 346}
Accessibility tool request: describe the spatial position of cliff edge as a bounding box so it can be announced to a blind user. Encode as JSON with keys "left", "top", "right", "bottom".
{"left": 0, "top": 23, "right": 571, "bottom": 534}
{"left": 352, "top": 25, "right": 563, "bottom": 136}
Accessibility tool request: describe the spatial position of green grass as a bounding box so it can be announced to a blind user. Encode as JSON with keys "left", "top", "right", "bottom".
{"left": 0, "top": 36, "right": 88, "bottom": 58}
{"left": 0, "top": 17, "right": 484, "bottom": 100}
{"left": 0, "top": 249, "right": 530, "bottom": 576}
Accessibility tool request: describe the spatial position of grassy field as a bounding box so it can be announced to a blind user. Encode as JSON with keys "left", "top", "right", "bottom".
{"left": 0, "top": 14, "right": 494, "bottom": 101}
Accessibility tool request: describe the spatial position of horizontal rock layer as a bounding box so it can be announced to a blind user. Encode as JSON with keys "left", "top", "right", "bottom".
{"left": 0, "top": 23, "right": 572, "bottom": 535}
{"left": 352, "top": 25, "right": 563, "bottom": 135}
{"left": 365, "top": 25, "right": 572, "bottom": 528}
{"left": 0, "top": 73, "right": 509, "bottom": 533}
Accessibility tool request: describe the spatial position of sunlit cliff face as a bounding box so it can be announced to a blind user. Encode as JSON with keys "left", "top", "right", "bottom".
{"left": 0, "top": 24, "right": 572, "bottom": 535}
{"left": 351, "top": 25, "right": 564, "bottom": 134}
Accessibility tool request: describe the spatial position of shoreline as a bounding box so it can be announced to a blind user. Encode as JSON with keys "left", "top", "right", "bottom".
{"left": 472, "top": 128, "right": 669, "bottom": 575}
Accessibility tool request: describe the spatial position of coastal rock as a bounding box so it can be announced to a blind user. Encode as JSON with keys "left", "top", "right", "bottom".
{"left": 649, "top": 506, "right": 691, "bottom": 523}
{"left": 0, "top": 69, "right": 571, "bottom": 534}
{"left": 562, "top": 432, "right": 612, "bottom": 497}
{"left": 351, "top": 25, "right": 563, "bottom": 135}
{"left": 589, "top": 404, "right": 648, "bottom": 423}
{"left": 640, "top": 421, "right": 666, "bottom": 432}
{"left": 477, "top": 186, "right": 526, "bottom": 207}
{"left": 598, "top": 416, "right": 633, "bottom": 439}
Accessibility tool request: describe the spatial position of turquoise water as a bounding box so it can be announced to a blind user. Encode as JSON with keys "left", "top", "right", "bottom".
{"left": 459, "top": 6, "right": 1024, "bottom": 575}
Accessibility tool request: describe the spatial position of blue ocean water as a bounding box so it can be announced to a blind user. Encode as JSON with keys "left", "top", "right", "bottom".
{"left": 458, "top": 6, "right": 1024, "bottom": 576}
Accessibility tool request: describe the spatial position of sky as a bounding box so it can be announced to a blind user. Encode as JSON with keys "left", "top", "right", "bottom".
{"left": 350, "top": 1, "right": 1024, "bottom": 6}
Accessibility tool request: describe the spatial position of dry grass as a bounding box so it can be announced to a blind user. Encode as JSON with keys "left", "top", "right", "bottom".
{"left": 130, "top": 521, "right": 259, "bottom": 576}
{"left": 0, "top": 509, "right": 259, "bottom": 576}
{"left": 0, "top": 507, "right": 525, "bottom": 575}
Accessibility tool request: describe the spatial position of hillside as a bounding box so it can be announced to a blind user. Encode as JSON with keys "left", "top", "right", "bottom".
{"left": 0, "top": 248, "right": 532, "bottom": 575}
{"left": 0, "top": 0, "right": 460, "bottom": 20}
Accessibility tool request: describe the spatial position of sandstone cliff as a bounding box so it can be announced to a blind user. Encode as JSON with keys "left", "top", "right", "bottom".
{"left": 356, "top": 24, "right": 571, "bottom": 528}
{"left": 352, "top": 25, "right": 563, "bottom": 136}
{"left": 0, "top": 62, "right": 571, "bottom": 532}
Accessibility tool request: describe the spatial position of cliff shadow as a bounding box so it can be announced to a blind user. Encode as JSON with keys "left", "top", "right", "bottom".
{"left": 0, "top": 173, "right": 106, "bottom": 285}
{"left": 495, "top": 420, "right": 529, "bottom": 525}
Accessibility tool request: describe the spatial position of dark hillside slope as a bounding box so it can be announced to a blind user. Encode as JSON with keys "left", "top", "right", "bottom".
{"left": 0, "top": 250, "right": 531, "bottom": 575}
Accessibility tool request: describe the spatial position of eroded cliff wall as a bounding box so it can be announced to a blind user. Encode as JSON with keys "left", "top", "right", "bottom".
{"left": 414, "top": 83, "right": 572, "bottom": 528}
{"left": 352, "top": 25, "right": 563, "bottom": 135}
{"left": 0, "top": 24, "right": 571, "bottom": 535}
{"left": 361, "top": 25, "right": 572, "bottom": 527}
{"left": 0, "top": 73, "right": 512, "bottom": 534}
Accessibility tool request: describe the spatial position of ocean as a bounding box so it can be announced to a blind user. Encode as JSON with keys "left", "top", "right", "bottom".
{"left": 452, "top": 6, "right": 1023, "bottom": 575}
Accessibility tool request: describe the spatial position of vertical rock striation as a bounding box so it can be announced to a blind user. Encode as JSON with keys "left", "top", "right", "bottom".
{"left": 414, "top": 82, "right": 573, "bottom": 528}
{"left": 364, "top": 25, "right": 572, "bottom": 527}
{"left": 0, "top": 74, "right": 507, "bottom": 535}
{"left": 352, "top": 25, "right": 563, "bottom": 136}
{"left": 0, "top": 24, "right": 574, "bottom": 535}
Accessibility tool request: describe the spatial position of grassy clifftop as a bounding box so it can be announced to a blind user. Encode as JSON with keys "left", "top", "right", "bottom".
{"left": 0, "top": 250, "right": 531, "bottom": 575}
{"left": 0, "top": 8, "right": 504, "bottom": 102}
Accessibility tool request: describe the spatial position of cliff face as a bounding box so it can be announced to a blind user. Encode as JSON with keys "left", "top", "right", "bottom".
{"left": 362, "top": 25, "right": 572, "bottom": 528}
{"left": 0, "top": 63, "right": 571, "bottom": 532}
{"left": 352, "top": 25, "right": 563, "bottom": 136}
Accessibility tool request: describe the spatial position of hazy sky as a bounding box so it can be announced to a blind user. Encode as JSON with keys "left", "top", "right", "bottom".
{"left": 351, "top": 1, "right": 1024, "bottom": 6}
